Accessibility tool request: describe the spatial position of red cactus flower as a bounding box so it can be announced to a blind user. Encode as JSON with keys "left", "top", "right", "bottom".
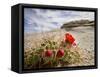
{"left": 65, "top": 33, "right": 75, "bottom": 44}
{"left": 57, "top": 49, "right": 64, "bottom": 58}
{"left": 45, "top": 50, "right": 52, "bottom": 57}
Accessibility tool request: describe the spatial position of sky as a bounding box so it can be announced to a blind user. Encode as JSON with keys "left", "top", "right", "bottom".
{"left": 24, "top": 8, "right": 94, "bottom": 33}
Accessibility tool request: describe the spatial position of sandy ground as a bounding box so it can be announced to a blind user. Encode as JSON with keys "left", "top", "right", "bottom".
{"left": 24, "top": 26, "right": 95, "bottom": 66}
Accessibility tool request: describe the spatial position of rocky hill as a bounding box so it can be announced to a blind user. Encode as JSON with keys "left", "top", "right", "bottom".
{"left": 61, "top": 20, "right": 94, "bottom": 29}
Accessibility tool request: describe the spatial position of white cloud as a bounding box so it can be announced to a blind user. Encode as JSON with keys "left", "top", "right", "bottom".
{"left": 24, "top": 8, "right": 94, "bottom": 33}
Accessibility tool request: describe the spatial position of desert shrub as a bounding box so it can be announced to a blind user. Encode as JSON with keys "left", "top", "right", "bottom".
{"left": 24, "top": 33, "right": 81, "bottom": 69}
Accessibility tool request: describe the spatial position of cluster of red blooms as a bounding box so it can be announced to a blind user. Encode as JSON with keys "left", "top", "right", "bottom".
{"left": 45, "top": 33, "right": 76, "bottom": 58}
{"left": 65, "top": 33, "right": 75, "bottom": 44}
{"left": 64, "top": 33, "right": 76, "bottom": 47}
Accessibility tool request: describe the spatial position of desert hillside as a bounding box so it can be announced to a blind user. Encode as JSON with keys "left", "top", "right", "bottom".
{"left": 61, "top": 20, "right": 94, "bottom": 29}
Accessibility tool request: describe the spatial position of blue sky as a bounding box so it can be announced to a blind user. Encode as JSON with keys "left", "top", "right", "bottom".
{"left": 24, "top": 8, "right": 94, "bottom": 33}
